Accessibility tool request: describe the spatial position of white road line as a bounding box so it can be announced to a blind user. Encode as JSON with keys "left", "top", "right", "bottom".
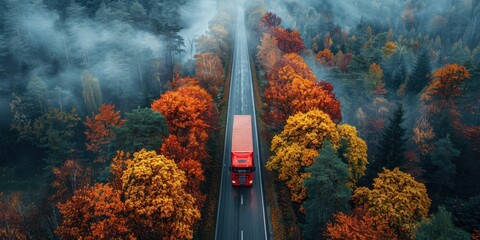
{"left": 240, "top": 7, "right": 269, "bottom": 240}
{"left": 241, "top": 230, "right": 244, "bottom": 240}
{"left": 241, "top": 194, "right": 244, "bottom": 205}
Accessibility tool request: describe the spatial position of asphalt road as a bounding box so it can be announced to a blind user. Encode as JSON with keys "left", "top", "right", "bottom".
{"left": 215, "top": 7, "right": 269, "bottom": 240}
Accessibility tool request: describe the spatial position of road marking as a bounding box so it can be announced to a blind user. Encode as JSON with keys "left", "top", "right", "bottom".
{"left": 241, "top": 194, "right": 243, "bottom": 205}
{"left": 241, "top": 230, "right": 244, "bottom": 240}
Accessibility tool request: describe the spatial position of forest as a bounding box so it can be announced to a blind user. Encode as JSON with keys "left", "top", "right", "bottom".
{"left": 0, "top": 0, "right": 480, "bottom": 239}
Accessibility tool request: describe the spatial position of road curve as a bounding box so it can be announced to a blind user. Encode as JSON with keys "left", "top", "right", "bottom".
{"left": 215, "top": 6, "right": 269, "bottom": 240}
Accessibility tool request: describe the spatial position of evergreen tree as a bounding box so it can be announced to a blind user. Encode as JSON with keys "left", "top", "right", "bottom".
{"left": 424, "top": 135, "right": 459, "bottom": 194}
{"left": 302, "top": 141, "right": 351, "bottom": 240}
{"left": 371, "top": 104, "right": 407, "bottom": 175}
{"left": 416, "top": 206, "right": 470, "bottom": 240}
{"left": 391, "top": 54, "right": 407, "bottom": 92}
{"left": 111, "top": 108, "right": 168, "bottom": 153}
{"left": 406, "top": 50, "right": 432, "bottom": 94}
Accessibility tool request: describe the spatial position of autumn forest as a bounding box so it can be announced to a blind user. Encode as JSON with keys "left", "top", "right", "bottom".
{"left": 1, "top": 0, "right": 480, "bottom": 239}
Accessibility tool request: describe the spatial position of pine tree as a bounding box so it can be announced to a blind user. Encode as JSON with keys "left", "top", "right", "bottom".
{"left": 111, "top": 108, "right": 168, "bottom": 153}
{"left": 371, "top": 104, "right": 407, "bottom": 175}
{"left": 406, "top": 50, "right": 432, "bottom": 94}
{"left": 302, "top": 141, "right": 351, "bottom": 240}
{"left": 424, "top": 135, "right": 459, "bottom": 193}
{"left": 416, "top": 206, "right": 470, "bottom": 240}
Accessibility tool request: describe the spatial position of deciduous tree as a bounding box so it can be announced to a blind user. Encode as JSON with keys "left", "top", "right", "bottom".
{"left": 337, "top": 124, "right": 368, "bottom": 189}
{"left": 271, "top": 26, "right": 305, "bottom": 54}
{"left": 421, "top": 64, "right": 470, "bottom": 136}
{"left": 353, "top": 168, "right": 431, "bottom": 238}
{"left": 121, "top": 149, "right": 200, "bottom": 239}
{"left": 84, "top": 104, "right": 124, "bottom": 162}
{"left": 316, "top": 49, "right": 335, "bottom": 67}
{"left": 0, "top": 192, "right": 27, "bottom": 240}
{"left": 195, "top": 53, "right": 224, "bottom": 97}
{"left": 326, "top": 206, "right": 398, "bottom": 240}
{"left": 263, "top": 54, "right": 341, "bottom": 131}
{"left": 51, "top": 160, "right": 92, "bottom": 204}
{"left": 56, "top": 183, "right": 132, "bottom": 240}
{"left": 81, "top": 70, "right": 103, "bottom": 114}
{"left": 267, "top": 110, "right": 365, "bottom": 202}
{"left": 257, "top": 33, "right": 282, "bottom": 72}
{"left": 258, "top": 12, "right": 282, "bottom": 32}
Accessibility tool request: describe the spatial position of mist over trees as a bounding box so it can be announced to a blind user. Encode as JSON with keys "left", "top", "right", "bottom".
{"left": 248, "top": 0, "right": 480, "bottom": 238}
{"left": 1, "top": 0, "right": 480, "bottom": 238}
{"left": 0, "top": 0, "right": 234, "bottom": 238}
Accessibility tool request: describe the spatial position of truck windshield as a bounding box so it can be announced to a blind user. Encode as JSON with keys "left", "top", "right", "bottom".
{"left": 232, "top": 168, "right": 252, "bottom": 173}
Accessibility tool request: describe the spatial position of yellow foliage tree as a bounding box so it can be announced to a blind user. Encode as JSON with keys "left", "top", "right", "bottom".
{"left": 337, "top": 124, "right": 368, "bottom": 189}
{"left": 383, "top": 41, "right": 398, "bottom": 57}
{"left": 367, "top": 63, "right": 384, "bottom": 89}
{"left": 353, "top": 168, "right": 431, "bottom": 238}
{"left": 266, "top": 109, "right": 367, "bottom": 202}
{"left": 121, "top": 149, "right": 200, "bottom": 239}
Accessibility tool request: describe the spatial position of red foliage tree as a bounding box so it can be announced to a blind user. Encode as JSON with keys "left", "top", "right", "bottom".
{"left": 51, "top": 160, "right": 92, "bottom": 204}
{"left": 84, "top": 104, "right": 124, "bottom": 162}
{"left": 0, "top": 192, "right": 27, "bottom": 239}
{"left": 259, "top": 12, "right": 282, "bottom": 32}
{"left": 271, "top": 26, "right": 305, "bottom": 54}
{"left": 263, "top": 54, "right": 342, "bottom": 131}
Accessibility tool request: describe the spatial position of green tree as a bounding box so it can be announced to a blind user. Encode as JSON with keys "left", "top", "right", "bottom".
{"left": 374, "top": 104, "right": 407, "bottom": 172}
{"left": 406, "top": 50, "right": 432, "bottom": 94}
{"left": 32, "top": 108, "right": 81, "bottom": 168}
{"left": 302, "top": 141, "right": 351, "bottom": 239}
{"left": 111, "top": 108, "right": 168, "bottom": 153}
{"left": 424, "top": 135, "right": 459, "bottom": 195}
{"left": 416, "top": 206, "right": 470, "bottom": 240}
{"left": 26, "top": 76, "right": 47, "bottom": 115}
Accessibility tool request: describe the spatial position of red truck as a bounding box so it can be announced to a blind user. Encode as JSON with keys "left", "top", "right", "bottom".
{"left": 230, "top": 115, "right": 255, "bottom": 186}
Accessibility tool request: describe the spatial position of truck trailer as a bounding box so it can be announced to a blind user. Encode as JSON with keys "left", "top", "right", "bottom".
{"left": 230, "top": 115, "right": 255, "bottom": 187}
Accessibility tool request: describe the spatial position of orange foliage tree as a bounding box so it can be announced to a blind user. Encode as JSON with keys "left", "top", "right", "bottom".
{"left": 169, "top": 76, "right": 199, "bottom": 91}
{"left": 263, "top": 53, "right": 341, "bottom": 131}
{"left": 152, "top": 85, "right": 217, "bottom": 163}
{"left": 316, "top": 49, "right": 335, "bottom": 67}
{"left": 353, "top": 168, "right": 431, "bottom": 238}
{"left": 56, "top": 183, "right": 133, "bottom": 240}
{"left": 0, "top": 192, "right": 27, "bottom": 240}
{"left": 326, "top": 206, "right": 398, "bottom": 240}
{"left": 420, "top": 64, "right": 470, "bottom": 133}
{"left": 121, "top": 149, "right": 200, "bottom": 239}
{"left": 257, "top": 33, "right": 282, "bottom": 72}
{"left": 84, "top": 104, "right": 124, "bottom": 162}
{"left": 51, "top": 159, "right": 92, "bottom": 204}
{"left": 195, "top": 53, "right": 224, "bottom": 97}
{"left": 271, "top": 26, "right": 305, "bottom": 54}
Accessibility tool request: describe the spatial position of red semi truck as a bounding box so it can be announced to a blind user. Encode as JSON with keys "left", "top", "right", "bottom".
{"left": 230, "top": 115, "right": 255, "bottom": 187}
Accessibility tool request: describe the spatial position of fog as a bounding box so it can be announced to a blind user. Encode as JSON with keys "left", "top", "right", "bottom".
{"left": 0, "top": 0, "right": 221, "bottom": 124}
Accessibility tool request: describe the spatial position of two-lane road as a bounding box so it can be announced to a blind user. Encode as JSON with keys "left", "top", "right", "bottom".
{"left": 215, "top": 7, "right": 269, "bottom": 240}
